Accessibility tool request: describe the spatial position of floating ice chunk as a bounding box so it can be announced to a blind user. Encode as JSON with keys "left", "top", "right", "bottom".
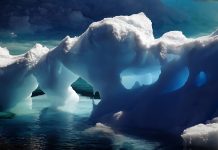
{"left": 182, "top": 119, "right": 218, "bottom": 149}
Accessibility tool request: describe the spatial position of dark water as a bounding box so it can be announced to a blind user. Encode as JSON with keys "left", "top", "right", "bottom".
{"left": 0, "top": 95, "right": 183, "bottom": 150}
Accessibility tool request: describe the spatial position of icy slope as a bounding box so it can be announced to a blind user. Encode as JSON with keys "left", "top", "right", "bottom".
{"left": 0, "top": 13, "right": 218, "bottom": 140}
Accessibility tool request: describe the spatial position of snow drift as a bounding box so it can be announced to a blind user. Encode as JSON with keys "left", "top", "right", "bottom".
{"left": 1, "top": 13, "right": 218, "bottom": 148}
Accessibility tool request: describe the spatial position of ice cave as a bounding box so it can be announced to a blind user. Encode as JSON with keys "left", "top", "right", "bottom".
{"left": 1, "top": 0, "right": 218, "bottom": 149}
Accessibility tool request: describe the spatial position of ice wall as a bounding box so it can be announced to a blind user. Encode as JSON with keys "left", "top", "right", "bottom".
{"left": 1, "top": 13, "right": 218, "bottom": 140}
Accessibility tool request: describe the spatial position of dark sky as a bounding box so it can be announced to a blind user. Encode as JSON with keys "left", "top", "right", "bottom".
{"left": 1, "top": 0, "right": 217, "bottom": 38}
{"left": 0, "top": 0, "right": 176, "bottom": 36}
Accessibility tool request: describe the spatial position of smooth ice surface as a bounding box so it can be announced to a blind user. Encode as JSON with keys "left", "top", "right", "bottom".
{"left": 1, "top": 13, "right": 218, "bottom": 148}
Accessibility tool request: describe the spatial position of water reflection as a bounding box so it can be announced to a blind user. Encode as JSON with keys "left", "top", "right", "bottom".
{"left": 0, "top": 95, "right": 183, "bottom": 150}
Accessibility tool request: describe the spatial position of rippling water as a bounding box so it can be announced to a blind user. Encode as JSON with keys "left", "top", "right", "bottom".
{"left": 0, "top": 95, "right": 183, "bottom": 150}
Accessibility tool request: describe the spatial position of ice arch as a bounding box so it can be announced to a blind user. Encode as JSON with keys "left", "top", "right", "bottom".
{"left": 0, "top": 44, "right": 79, "bottom": 111}
{"left": 1, "top": 13, "right": 218, "bottom": 136}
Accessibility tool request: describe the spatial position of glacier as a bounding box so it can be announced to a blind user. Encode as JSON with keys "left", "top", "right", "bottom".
{"left": 1, "top": 13, "right": 218, "bottom": 148}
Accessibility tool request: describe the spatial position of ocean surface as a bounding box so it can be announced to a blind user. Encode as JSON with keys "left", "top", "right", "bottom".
{"left": 0, "top": 95, "right": 184, "bottom": 150}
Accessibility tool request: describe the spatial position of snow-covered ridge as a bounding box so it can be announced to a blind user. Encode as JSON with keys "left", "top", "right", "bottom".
{"left": 1, "top": 13, "right": 218, "bottom": 148}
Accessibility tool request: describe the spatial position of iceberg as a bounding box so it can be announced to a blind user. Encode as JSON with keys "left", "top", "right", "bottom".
{"left": 1, "top": 13, "right": 218, "bottom": 143}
